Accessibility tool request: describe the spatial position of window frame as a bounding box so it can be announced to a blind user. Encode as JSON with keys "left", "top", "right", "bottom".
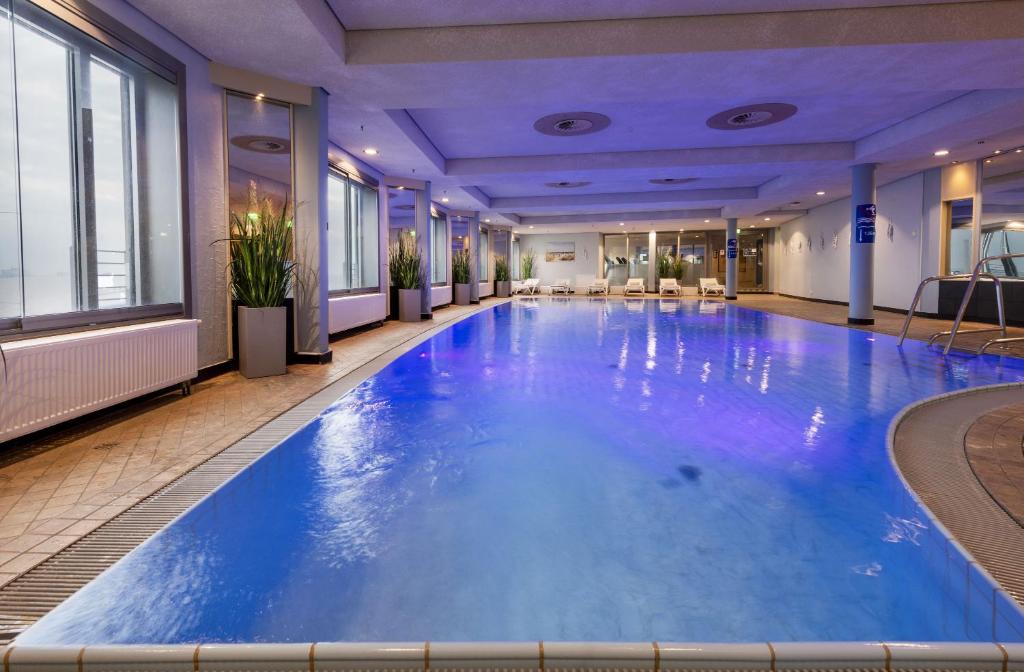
{"left": 326, "top": 165, "right": 381, "bottom": 298}
{"left": 1, "top": 0, "right": 190, "bottom": 340}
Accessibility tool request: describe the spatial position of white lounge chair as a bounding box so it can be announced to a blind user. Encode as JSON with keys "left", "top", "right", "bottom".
{"left": 521, "top": 278, "right": 540, "bottom": 295}
{"left": 510, "top": 280, "right": 525, "bottom": 294}
{"left": 659, "top": 278, "right": 681, "bottom": 296}
{"left": 587, "top": 278, "right": 609, "bottom": 295}
{"left": 550, "top": 278, "right": 572, "bottom": 295}
{"left": 699, "top": 277, "right": 726, "bottom": 297}
{"left": 624, "top": 278, "right": 646, "bottom": 296}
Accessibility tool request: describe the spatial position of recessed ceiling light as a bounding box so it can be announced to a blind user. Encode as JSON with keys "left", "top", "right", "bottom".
{"left": 704, "top": 219, "right": 710, "bottom": 223}
{"left": 679, "top": 228, "right": 685, "bottom": 232}
{"left": 706, "top": 103, "right": 798, "bottom": 130}
{"left": 618, "top": 222, "right": 624, "bottom": 226}
{"left": 1016, "top": 149, "right": 1023, "bottom": 154}
{"left": 994, "top": 150, "right": 1003, "bottom": 154}
{"left": 484, "top": 218, "right": 491, "bottom": 223}
{"left": 363, "top": 148, "right": 378, "bottom": 156}
{"left": 534, "top": 112, "right": 611, "bottom": 137}
{"left": 933, "top": 149, "right": 950, "bottom": 157}
{"left": 441, "top": 197, "right": 449, "bottom": 203}
{"left": 985, "top": 159, "right": 993, "bottom": 164}
{"left": 764, "top": 217, "right": 772, "bottom": 221}
{"left": 254, "top": 92, "right": 265, "bottom": 101}
{"left": 816, "top": 191, "right": 826, "bottom": 196}
{"left": 529, "top": 225, "right": 534, "bottom": 229}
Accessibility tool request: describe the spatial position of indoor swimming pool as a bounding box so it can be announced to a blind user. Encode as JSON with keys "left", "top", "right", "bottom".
{"left": 16, "top": 299, "right": 1024, "bottom": 644}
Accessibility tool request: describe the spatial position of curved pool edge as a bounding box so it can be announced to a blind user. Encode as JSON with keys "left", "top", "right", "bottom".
{"left": 1, "top": 639, "right": 1022, "bottom": 672}
{"left": 887, "top": 382, "right": 1024, "bottom": 637}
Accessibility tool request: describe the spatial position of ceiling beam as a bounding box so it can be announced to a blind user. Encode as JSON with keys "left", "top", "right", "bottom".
{"left": 346, "top": 2, "right": 1024, "bottom": 65}
{"left": 446, "top": 143, "right": 852, "bottom": 177}
{"left": 491, "top": 187, "right": 756, "bottom": 210}
{"left": 520, "top": 208, "right": 721, "bottom": 226}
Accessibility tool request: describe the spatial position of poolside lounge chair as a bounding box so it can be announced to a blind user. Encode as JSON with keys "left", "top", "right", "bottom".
{"left": 659, "top": 278, "right": 681, "bottom": 296}
{"left": 587, "top": 278, "right": 609, "bottom": 295}
{"left": 511, "top": 280, "right": 525, "bottom": 294}
{"left": 624, "top": 278, "right": 646, "bottom": 296}
{"left": 512, "top": 279, "right": 537, "bottom": 295}
{"left": 550, "top": 278, "right": 572, "bottom": 295}
{"left": 699, "top": 277, "right": 725, "bottom": 297}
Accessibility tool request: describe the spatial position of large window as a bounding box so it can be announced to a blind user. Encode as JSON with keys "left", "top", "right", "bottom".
{"left": 431, "top": 213, "right": 447, "bottom": 285}
{"left": 1, "top": 0, "right": 183, "bottom": 333}
{"left": 479, "top": 228, "right": 489, "bottom": 281}
{"left": 328, "top": 171, "right": 379, "bottom": 293}
{"left": 603, "top": 233, "right": 648, "bottom": 284}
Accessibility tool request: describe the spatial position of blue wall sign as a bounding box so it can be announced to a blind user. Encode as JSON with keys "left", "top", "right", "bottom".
{"left": 855, "top": 203, "right": 876, "bottom": 244}
{"left": 727, "top": 238, "right": 738, "bottom": 259}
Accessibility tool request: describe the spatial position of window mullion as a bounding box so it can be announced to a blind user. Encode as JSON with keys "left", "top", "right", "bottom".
{"left": 72, "top": 46, "right": 95, "bottom": 311}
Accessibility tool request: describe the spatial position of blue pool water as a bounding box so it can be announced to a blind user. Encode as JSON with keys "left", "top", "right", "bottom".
{"left": 18, "top": 300, "right": 1024, "bottom": 644}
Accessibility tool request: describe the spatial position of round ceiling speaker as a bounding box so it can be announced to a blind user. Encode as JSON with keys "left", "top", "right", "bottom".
{"left": 545, "top": 181, "right": 591, "bottom": 188}
{"left": 229, "top": 135, "right": 291, "bottom": 154}
{"left": 649, "top": 178, "right": 695, "bottom": 186}
{"left": 534, "top": 112, "right": 611, "bottom": 137}
{"left": 706, "top": 103, "right": 797, "bottom": 130}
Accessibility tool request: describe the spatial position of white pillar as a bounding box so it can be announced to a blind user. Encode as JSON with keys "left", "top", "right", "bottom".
{"left": 415, "top": 183, "right": 432, "bottom": 318}
{"left": 848, "top": 163, "right": 877, "bottom": 325}
{"left": 469, "top": 213, "right": 480, "bottom": 303}
{"left": 292, "top": 87, "right": 330, "bottom": 361}
{"left": 725, "top": 218, "right": 738, "bottom": 300}
{"left": 647, "top": 230, "right": 657, "bottom": 292}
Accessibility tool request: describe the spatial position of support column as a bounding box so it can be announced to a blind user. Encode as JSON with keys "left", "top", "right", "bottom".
{"left": 725, "top": 218, "right": 738, "bottom": 300}
{"left": 848, "top": 163, "right": 877, "bottom": 325}
{"left": 469, "top": 213, "right": 480, "bottom": 303}
{"left": 292, "top": 87, "right": 331, "bottom": 362}
{"left": 415, "top": 184, "right": 432, "bottom": 319}
{"left": 647, "top": 230, "right": 657, "bottom": 293}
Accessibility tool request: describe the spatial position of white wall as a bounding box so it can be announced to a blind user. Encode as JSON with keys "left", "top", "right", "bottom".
{"left": 92, "top": 0, "right": 228, "bottom": 368}
{"left": 777, "top": 172, "right": 934, "bottom": 312}
{"left": 517, "top": 233, "right": 600, "bottom": 284}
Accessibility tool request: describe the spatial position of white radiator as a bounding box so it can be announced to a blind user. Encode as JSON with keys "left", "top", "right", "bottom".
{"left": 0, "top": 319, "right": 199, "bottom": 443}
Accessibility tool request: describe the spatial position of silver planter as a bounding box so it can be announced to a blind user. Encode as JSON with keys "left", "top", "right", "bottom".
{"left": 495, "top": 280, "right": 511, "bottom": 298}
{"left": 453, "top": 283, "right": 471, "bottom": 305}
{"left": 399, "top": 288, "right": 421, "bottom": 322}
{"left": 237, "top": 306, "right": 287, "bottom": 378}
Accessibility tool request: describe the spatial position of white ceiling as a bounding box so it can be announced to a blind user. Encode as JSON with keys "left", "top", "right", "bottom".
{"left": 328, "top": 0, "right": 989, "bottom": 30}
{"left": 125, "top": 0, "right": 1024, "bottom": 233}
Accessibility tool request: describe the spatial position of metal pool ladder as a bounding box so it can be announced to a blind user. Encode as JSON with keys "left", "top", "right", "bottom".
{"left": 898, "top": 253, "right": 1024, "bottom": 355}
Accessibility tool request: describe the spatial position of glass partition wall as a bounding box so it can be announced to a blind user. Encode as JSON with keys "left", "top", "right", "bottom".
{"left": 981, "top": 150, "right": 1024, "bottom": 278}
{"left": 1, "top": 0, "right": 184, "bottom": 332}
{"left": 603, "top": 228, "right": 768, "bottom": 291}
{"left": 603, "top": 233, "right": 649, "bottom": 285}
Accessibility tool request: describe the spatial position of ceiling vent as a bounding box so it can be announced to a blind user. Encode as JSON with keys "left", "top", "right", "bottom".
{"left": 545, "top": 181, "right": 591, "bottom": 188}
{"left": 534, "top": 112, "right": 611, "bottom": 137}
{"left": 229, "top": 135, "right": 291, "bottom": 154}
{"left": 649, "top": 178, "right": 695, "bottom": 186}
{"left": 706, "top": 103, "right": 797, "bottom": 131}
{"left": 395, "top": 204, "right": 415, "bottom": 211}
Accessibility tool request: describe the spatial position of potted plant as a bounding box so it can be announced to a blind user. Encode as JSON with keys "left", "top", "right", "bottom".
{"left": 452, "top": 248, "right": 472, "bottom": 305}
{"left": 389, "top": 238, "right": 423, "bottom": 322}
{"left": 494, "top": 255, "right": 511, "bottom": 297}
{"left": 227, "top": 189, "right": 295, "bottom": 379}
{"left": 521, "top": 248, "right": 536, "bottom": 281}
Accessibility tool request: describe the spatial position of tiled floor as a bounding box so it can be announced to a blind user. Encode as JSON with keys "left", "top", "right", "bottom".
{"left": 965, "top": 402, "right": 1024, "bottom": 527}
{"left": 0, "top": 293, "right": 1020, "bottom": 590}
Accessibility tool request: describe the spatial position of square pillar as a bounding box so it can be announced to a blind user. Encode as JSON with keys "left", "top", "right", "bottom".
{"left": 415, "top": 183, "right": 433, "bottom": 318}
{"left": 291, "top": 87, "right": 330, "bottom": 361}
{"left": 469, "top": 213, "right": 480, "bottom": 303}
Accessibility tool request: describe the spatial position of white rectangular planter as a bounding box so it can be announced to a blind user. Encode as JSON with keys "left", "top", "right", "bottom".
{"left": 238, "top": 306, "right": 287, "bottom": 378}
